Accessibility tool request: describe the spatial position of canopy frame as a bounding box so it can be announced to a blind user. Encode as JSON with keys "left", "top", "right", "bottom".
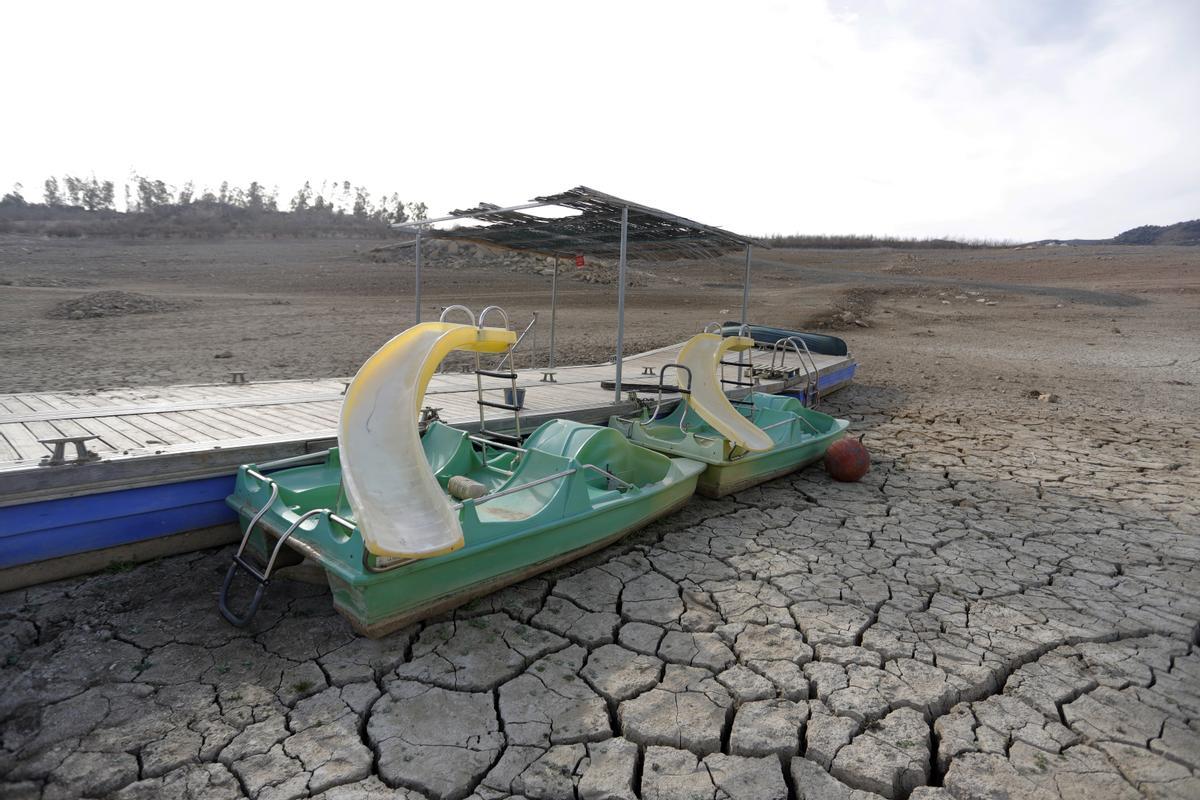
{"left": 394, "top": 186, "right": 762, "bottom": 403}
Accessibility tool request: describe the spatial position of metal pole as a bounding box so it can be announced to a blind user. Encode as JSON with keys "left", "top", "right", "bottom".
{"left": 530, "top": 313, "right": 537, "bottom": 371}
{"left": 414, "top": 229, "right": 423, "bottom": 323}
{"left": 741, "top": 244, "right": 752, "bottom": 325}
{"left": 613, "top": 206, "right": 629, "bottom": 404}
{"left": 549, "top": 255, "right": 558, "bottom": 370}
{"left": 739, "top": 244, "right": 752, "bottom": 384}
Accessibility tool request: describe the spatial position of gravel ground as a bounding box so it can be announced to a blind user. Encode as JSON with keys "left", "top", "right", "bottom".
{"left": 1, "top": 238, "right": 1197, "bottom": 799}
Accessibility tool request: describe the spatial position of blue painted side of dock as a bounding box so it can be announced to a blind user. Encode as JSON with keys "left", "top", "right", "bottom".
{"left": 0, "top": 476, "right": 237, "bottom": 569}
{"left": 784, "top": 363, "right": 857, "bottom": 403}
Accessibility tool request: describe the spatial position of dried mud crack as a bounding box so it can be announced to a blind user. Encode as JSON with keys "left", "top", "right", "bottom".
{"left": 1, "top": 382, "right": 1197, "bottom": 800}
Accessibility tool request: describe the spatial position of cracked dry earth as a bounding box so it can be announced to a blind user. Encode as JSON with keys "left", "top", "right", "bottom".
{"left": 1, "top": 385, "right": 1198, "bottom": 800}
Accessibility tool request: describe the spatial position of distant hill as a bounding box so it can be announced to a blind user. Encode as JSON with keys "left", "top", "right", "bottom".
{"left": 1030, "top": 219, "right": 1200, "bottom": 248}
{"left": 1111, "top": 219, "right": 1200, "bottom": 246}
{"left": 0, "top": 199, "right": 399, "bottom": 239}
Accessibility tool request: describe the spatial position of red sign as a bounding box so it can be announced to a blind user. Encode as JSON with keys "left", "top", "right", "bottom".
{"left": 575, "top": 254, "right": 586, "bottom": 268}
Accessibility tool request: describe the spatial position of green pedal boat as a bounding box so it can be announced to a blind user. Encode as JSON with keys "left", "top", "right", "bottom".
{"left": 219, "top": 311, "right": 704, "bottom": 637}
{"left": 609, "top": 332, "right": 849, "bottom": 498}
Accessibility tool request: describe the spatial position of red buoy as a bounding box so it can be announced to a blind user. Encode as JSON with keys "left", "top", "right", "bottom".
{"left": 824, "top": 438, "right": 870, "bottom": 482}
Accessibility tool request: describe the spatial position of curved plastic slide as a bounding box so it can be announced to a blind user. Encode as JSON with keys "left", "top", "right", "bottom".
{"left": 338, "top": 322, "right": 516, "bottom": 558}
{"left": 676, "top": 333, "right": 774, "bottom": 452}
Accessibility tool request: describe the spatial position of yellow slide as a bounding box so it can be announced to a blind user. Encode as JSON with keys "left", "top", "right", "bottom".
{"left": 676, "top": 333, "right": 774, "bottom": 452}
{"left": 338, "top": 322, "right": 516, "bottom": 558}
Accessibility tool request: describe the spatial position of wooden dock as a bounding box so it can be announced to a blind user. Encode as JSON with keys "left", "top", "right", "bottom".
{"left": 0, "top": 340, "right": 855, "bottom": 588}
{"left": 0, "top": 341, "right": 856, "bottom": 504}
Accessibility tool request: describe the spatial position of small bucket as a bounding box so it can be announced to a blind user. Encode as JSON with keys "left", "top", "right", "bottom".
{"left": 504, "top": 387, "right": 526, "bottom": 409}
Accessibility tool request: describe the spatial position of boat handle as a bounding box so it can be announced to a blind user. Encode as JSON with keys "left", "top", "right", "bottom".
{"left": 452, "top": 468, "right": 576, "bottom": 510}
{"left": 581, "top": 464, "right": 633, "bottom": 490}
{"left": 650, "top": 364, "right": 693, "bottom": 432}
{"left": 468, "top": 435, "right": 528, "bottom": 454}
{"left": 253, "top": 450, "right": 331, "bottom": 471}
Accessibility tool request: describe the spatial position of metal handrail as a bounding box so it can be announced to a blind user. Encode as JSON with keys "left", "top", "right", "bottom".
{"left": 451, "top": 468, "right": 576, "bottom": 510}
{"left": 649, "top": 363, "right": 694, "bottom": 432}
{"left": 239, "top": 469, "right": 281, "bottom": 548}
{"left": 468, "top": 435, "right": 527, "bottom": 455}
{"left": 477, "top": 305, "right": 511, "bottom": 331}
{"left": 759, "top": 415, "right": 821, "bottom": 435}
{"left": 253, "top": 451, "right": 331, "bottom": 471}
{"left": 439, "top": 305, "right": 477, "bottom": 325}
{"left": 770, "top": 336, "right": 820, "bottom": 407}
{"left": 581, "top": 463, "right": 633, "bottom": 490}
{"left": 494, "top": 312, "right": 538, "bottom": 371}
{"left": 329, "top": 512, "right": 356, "bottom": 532}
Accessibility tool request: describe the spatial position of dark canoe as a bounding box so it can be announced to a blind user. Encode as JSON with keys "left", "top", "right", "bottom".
{"left": 721, "top": 323, "right": 849, "bottom": 356}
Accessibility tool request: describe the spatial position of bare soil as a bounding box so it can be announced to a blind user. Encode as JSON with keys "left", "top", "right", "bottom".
{"left": 2, "top": 236, "right": 1199, "bottom": 800}
{"left": 0, "top": 236, "right": 1197, "bottom": 418}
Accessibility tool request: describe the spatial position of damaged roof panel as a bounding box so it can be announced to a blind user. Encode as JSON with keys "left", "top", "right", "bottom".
{"left": 426, "top": 186, "right": 760, "bottom": 261}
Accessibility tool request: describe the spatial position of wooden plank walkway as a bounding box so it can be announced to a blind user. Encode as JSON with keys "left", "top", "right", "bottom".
{"left": 0, "top": 341, "right": 855, "bottom": 502}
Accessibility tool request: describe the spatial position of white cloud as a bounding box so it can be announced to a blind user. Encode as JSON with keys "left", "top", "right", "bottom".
{"left": 1, "top": 0, "right": 1195, "bottom": 240}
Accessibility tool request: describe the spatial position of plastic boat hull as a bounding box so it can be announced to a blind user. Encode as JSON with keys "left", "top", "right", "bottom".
{"left": 611, "top": 393, "right": 848, "bottom": 498}
{"left": 692, "top": 436, "right": 837, "bottom": 497}
{"left": 226, "top": 422, "right": 704, "bottom": 637}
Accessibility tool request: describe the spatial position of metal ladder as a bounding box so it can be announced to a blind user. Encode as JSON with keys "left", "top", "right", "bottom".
{"left": 217, "top": 451, "right": 353, "bottom": 627}
{"left": 445, "top": 305, "right": 522, "bottom": 446}
{"left": 769, "top": 335, "right": 821, "bottom": 408}
{"left": 707, "top": 322, "right": 760, "bottom": 419}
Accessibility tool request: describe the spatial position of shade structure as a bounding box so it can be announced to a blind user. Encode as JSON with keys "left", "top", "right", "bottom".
{"left": 396, "top": 186, "right": 762, "bottom": 401}
{"left": 431, "top": 186, "right": 758, "bottom": 261}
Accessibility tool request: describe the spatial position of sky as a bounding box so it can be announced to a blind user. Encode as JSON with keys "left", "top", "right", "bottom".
{"left": 2, "top": 0, "right": 1197, "bottom": 241}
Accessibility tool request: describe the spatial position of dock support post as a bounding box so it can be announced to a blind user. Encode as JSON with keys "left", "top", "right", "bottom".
{"left": 739, "top": 244, "right": 753, "bottom": 383}
{"left": 414, "top": 229, "right": 423, "bottom": 323}
{"left": 549, "top": 255, "right": 558, "bottom": 370}
{"left": 613, "top": 206, "right": 629, "bottom": 404}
